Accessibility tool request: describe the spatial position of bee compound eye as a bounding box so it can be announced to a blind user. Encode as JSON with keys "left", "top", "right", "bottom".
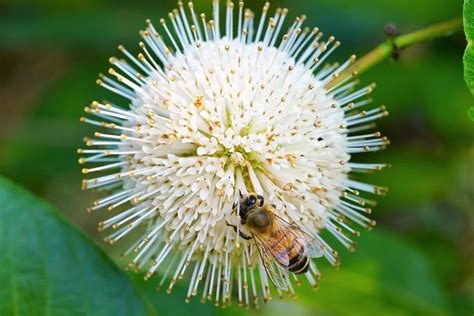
{"left": 247, "top": 196, "right": 257, "bottom": 207}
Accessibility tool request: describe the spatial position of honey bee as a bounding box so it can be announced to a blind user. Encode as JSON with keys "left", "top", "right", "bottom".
{"left": 228, "top": 192, "right": 324, "bottom": 290}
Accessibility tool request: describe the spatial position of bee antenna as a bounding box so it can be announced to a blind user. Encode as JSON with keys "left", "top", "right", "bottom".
{"left": 238, "top": 190, "right": 243, "bottom": 198}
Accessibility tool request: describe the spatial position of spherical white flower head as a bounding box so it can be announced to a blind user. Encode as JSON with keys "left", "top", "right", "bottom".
{"left": 80, "top": 0, "right": 389, "bottom": 308}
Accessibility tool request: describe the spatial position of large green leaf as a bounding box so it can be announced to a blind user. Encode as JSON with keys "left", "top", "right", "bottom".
{"left": 0, "top": 176, "right": 150, "bottom": 316}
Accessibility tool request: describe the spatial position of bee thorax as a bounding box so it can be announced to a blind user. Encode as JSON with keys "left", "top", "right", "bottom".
{"left": 246, "top": 209, "right": 272, "bottom": 231}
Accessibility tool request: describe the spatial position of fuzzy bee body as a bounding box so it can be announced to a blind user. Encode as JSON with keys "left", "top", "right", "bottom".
{"left": 231, "top": 192, "right": 323, "bottom": 290}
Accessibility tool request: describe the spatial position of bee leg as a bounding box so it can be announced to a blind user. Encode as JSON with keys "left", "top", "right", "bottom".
{"left": 226, "top": 222, "right": 252, "bottom": 240}
{"left": 239, "top": 232, "right": 252, "bottom": 240}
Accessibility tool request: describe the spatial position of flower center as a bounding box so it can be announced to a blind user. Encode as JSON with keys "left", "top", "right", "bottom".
{"left": 197, "top": 127, "right": 271, "bottom": 164}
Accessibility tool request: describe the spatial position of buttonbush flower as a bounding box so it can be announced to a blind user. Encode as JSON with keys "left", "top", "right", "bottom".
{"left": 79, "top": 0, "right": 389, "bottom": 308}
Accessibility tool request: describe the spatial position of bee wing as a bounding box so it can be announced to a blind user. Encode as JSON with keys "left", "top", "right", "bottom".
{"left": 272, "top": 214, "right": 325, "bottom": 259}
{"left": 253, "top": 230, "right": 290, "bottom": 267}
{"left": 253, "top": 233, "right": 289, "bottom": 291}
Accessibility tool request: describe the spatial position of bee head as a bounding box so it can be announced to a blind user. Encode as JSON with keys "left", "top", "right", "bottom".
{"left": 234, "top": 192, "right": 265, "bottom": 219}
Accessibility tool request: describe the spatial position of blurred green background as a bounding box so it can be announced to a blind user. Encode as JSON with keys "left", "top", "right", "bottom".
{"left": 0, "top": 0, "right": 473, "bottom": 315}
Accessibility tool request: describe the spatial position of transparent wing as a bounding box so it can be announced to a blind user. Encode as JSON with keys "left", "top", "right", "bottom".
{"left": 253, "top": 229, "right": 290, "bottom": 266}
{"left": 272, "top": 214, "right": 325, "bottom": 258}
{"left": 253, "top": 233, "right": 289, "bottom": 291}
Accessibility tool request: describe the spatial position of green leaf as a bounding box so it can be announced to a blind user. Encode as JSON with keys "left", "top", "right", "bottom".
{"left": 0, "top": 176, "right": 149, "bottom": 316}
{"left": 469, "top": 106, "right": 474, "bottom": 120}
{"left": 464, "top": 0, "right": 474, "bottom": 98}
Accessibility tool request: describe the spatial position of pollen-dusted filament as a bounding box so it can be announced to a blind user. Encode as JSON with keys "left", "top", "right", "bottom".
{"left": 79, "top": 0, "right": 389, "bottom": 308}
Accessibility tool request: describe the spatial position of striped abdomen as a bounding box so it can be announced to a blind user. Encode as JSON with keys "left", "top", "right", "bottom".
{"left": 287, "top": 236, "right": 309, "bottom": 274}
{"left": 288, "top": 253, "right": 310, "bottom": 274}
{"left": 268, "top": 229, "right": 310, "bottom": 274}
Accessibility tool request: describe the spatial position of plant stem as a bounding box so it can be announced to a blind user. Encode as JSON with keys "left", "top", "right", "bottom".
{"left": 327, "top": 18, "right": 463, "bottom": 88}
